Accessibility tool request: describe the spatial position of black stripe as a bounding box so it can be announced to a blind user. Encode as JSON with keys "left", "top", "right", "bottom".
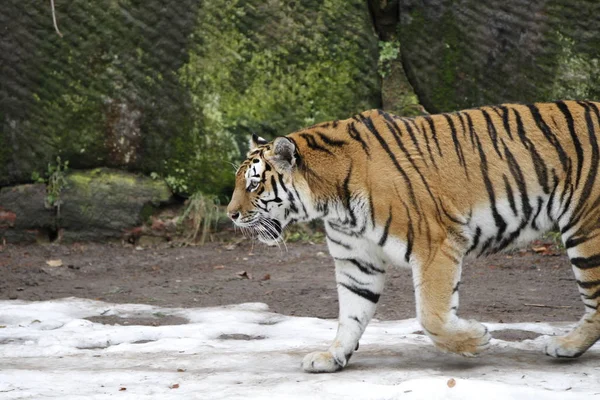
{"left": 361, "top": 117, "right": 419, "bottom": 208}
{"left": 577, "top": 279, "right": 600, "bottom": 289}
{"left": 299, "top": 133, "right": 334, "bottom": 155}
{"left": 418, "top": 121, "right": 439, "bottom": 168}
{"left": 494, "top": 105, "right": 514, "bottom": 140}
{"left": 582, "top": 287, "right": 600, "bottom": 300}
{"left": 336, "top": 258, "right": 385, "bottom": 275}
{"left": 339, "top": 282, "right": 380, "bottom": 303}
{"left": 398, "top": 117, "right": 427, "bottom": 165}
{"left": 327, "top": 235, "right": 352, "bottom": 250}
{"left": 342, "top": 272, "right": 368, "bottom": 286}
{"left": 347, "top": 122, "right": 370, "bottom": 156}
{"left": 465, "top": 112, "right": 478, "bottom": 149}
{"left": 457, "top": 111, "right": 468, "bottom": 139}
{"left": 527, "top": 104, "right": 569, "bottom": 174}
{"left": 503, "top": 138, "right": 533, "bottom": 220}
{"left": 556, "top": 101, "right": 584, "bottom": 188}
{"left": 338, "top": 164, "right": 356, "bottom": 226}
{"left": 452, "top": 282, "right": 460, "bottom": 293}
{"left": 368, "top": 191, "right": 376, "bottom": 225}
{"left": 513, "top": 108, "right": 550, "bottom": 194}
{"left": 291, "top": 182, "right": 308, "bottom": 218}
{"left": 378, "top": 207, "right": 392, "bottom": 246}
{"left": 565, "top": 235, "right": 589, "bottom": 249}
{"left": 443, "top": 114, "right": 466, "bottom": 167}
{"left": 546, "top": 171, "right": 560, "bottom": 219}
{"left": 474, "top": 134, "right": 508, "bottom": 241}
{"left": 531, "top": 197, "right": 544, "bottom": 231}
{"left": 424, "top": 115, "right": 443, "bottom": 156}
{"left": 467, "top": 226, "right": 482, "bottom": 254}
{"left": 561, "top": 102, "right": 600, "bottom": 233}
{"left": 277, "top": 174, "right": 288, "bottom": 193}
{"left": 316, "top": 131, "right": 347, "bottom": 147}
{"left": 381, "top": 115, "right": 442, "bottom": 213}
{"left": 402, "top": 201, "right": 415, "bottom": 263}
{"left": 503, "top": 175, "right": 518, "bottom": 216}
{"left": 481, "top": 109, "right": 503, "bottom": 158}
{"left": 572, "top": 255, "right": 600, "bottom": 270}
{"left": 558, "top": 185, "right": 575, "bottom": 225}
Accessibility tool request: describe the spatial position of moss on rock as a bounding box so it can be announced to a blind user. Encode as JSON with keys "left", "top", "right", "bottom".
{"left": 60, "top": 168, "right": 172, "bottom": 240}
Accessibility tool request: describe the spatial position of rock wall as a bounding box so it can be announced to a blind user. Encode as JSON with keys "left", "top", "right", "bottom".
{"left": 1, "top": 0, "right": 380, "bottom": 195}
{"left": 396, "top": 0, "right": 600, "bottom": 113}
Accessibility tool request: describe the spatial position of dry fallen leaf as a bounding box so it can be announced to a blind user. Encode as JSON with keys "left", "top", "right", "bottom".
{"left": 213, "top": 265, "right": 225, "bottom": 270}
{"left": 532, "top": 246, "right": 549, "bottom": 253}
{"left": 177, "top": 368, "right": 186, "bottom": 373}
{"left": 119, "top": 387, "right": 127, "bottom": 391}
{"left": 170, "top": 384, "right": 180, "bottom": 389}
{"left": 260, "top": 274, "right": 271, "bottom": 281}
{"left": 45, "top": 259, "right": 63, "bottom": 267}
{"left": 447, "top": 378, "right": 456, "bottom": 388}
{"left": 224, "top": 244, "right": 237, "bottom": 251}
{"left": 236, "top": 271, "right": 252, "bottom": 280}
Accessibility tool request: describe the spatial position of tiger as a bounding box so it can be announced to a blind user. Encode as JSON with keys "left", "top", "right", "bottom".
{"left": 227, "top": 100, "right": 600, "bottom": 373}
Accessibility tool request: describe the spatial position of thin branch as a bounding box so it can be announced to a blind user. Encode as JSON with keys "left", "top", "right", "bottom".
{"left": 523, "top": 303, "right": 572, "bottom": 309}
{"left": 50, "top": 0, "right": 63, "bottom": 37}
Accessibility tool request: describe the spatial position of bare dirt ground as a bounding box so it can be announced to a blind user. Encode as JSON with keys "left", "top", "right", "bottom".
{"left": 0, "top": 234, "right": 583, "bottom": 330}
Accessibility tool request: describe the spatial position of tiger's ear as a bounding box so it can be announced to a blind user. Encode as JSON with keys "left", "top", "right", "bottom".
{"left": 269, "top": 137, "right": 296, "bottom": 173}
{"left": 249, "top": 133, "right": 268, "bottom": 151}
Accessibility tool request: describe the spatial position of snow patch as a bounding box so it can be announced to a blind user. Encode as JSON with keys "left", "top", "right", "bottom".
{"left": 0, "top": 298, "right": 599, "bottom": 399}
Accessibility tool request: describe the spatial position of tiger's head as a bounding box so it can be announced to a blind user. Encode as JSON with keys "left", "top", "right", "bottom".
{"left": 227, "top": 134, "right": 309, "bottom": 244}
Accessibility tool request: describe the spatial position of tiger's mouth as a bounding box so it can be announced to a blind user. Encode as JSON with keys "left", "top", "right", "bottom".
{"left": 239, "top": 217, "right": 283, "bottom": 244}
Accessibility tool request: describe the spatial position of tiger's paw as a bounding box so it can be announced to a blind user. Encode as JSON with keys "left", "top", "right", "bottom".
{"left": 430, "top": 320, "right": 491, "bottom": 357}
{"left": 302, "top": 351, "right": 345, "bottom": 373}
{"left": 544, "top": 335, "right": 585, "bottom": 358}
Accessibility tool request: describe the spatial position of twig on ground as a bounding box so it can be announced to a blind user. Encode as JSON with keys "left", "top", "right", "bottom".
{"left": 524, "top": 303, "right": 571, "bottom": 309}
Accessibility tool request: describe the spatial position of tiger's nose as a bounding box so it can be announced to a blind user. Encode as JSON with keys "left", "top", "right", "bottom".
{"left": 228, "top": 211, "right": 240, "bottom": 221}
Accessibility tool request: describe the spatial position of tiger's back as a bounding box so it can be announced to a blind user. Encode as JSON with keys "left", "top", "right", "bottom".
{"left": 227, "top": 100, "right": 600, "bottom": 372}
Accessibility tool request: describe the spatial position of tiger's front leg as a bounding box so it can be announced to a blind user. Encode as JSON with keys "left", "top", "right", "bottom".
{"left": 302, "top": 257, "right": 386, "bottom": 373}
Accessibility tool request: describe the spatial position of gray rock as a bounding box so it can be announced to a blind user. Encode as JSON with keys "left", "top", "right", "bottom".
{"left": 0, "top": 184, "right": 54, "bottom": 242}
{"left": 0, "top": 169, "right": 173, "bottom": 242}
{"left": 59, "top": 169, "right": 172, "bottom": 241}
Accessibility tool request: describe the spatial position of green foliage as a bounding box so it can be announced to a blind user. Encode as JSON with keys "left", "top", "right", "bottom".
{"left": 180, "top": 0, "right": 380, "bottom": 167}
{"left": 551, "top": 32, "right": 600, "bottom": 100}
{"left": 284, "top": 221, "right": 325, "bottom": 243}
{"left": 32, "top": 156, "right": 70, "bottom": 217}
{"left": 378, "top": 41, "right": 401, "bottom": 78}
{"left": 543, "top": 231, "right": 565, "bottom": 250}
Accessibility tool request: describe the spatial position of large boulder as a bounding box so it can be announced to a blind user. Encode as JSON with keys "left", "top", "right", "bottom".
{"left": 0, "top": 184, "right": 54, "bottom": 242}
{"left": 59, "top": 169, "right": 172, "bottom": 241}
{"left": 396, "top": 0, "right": 600, "bottom": 113}
{"left": 0, "top": 169, "right": 172, "bottom": 242}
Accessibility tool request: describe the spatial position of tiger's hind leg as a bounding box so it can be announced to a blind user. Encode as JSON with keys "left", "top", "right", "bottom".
{"left": 413, "top": 239, "right": 491, "bottom": 356}
{"left": 545, "top": 229, "right": 600, "bottom": 358}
